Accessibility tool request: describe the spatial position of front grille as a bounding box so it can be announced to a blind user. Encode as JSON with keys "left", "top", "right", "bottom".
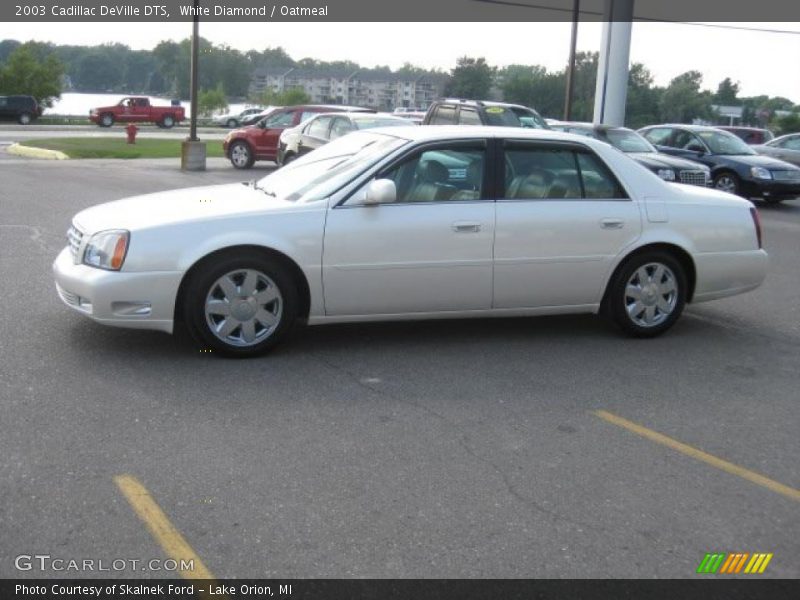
{"left": 771, "top": 170, "right": 800, "bottom": 182}
{"left": 678, "top": 170, "right": 708, "bottom": 186}
{"left": 67, "top": 224, "right": 83, "bottom": 261}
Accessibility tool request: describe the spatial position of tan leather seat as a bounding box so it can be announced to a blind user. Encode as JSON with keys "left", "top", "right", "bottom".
{"left": 507, "top": 170, "right": 552, "bottom": 199}
{"left": 408, "top": 160, "right": 454, "bottom": 202}
{"left": 451, "top": 160, "right": 483, "bottom": 201}
{"left": 546, "top": 174, "right": 582, "bottom": 198}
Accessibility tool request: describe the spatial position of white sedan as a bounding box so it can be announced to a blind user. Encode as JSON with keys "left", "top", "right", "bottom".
{"left": 54, "top": 127, "right": 768, "bottom": 357}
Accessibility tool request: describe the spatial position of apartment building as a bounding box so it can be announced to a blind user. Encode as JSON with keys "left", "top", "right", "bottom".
{"left": 250, "top": 67, "right": 448, "bottom": 110}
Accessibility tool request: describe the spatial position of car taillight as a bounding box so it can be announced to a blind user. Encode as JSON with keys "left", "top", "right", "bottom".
{"left": 750, "top": 207, "right": 762, "bottom": 249}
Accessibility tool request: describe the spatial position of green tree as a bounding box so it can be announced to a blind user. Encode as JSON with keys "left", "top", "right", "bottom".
{"left": 770, "top": 112, "right": 800, "bottom": 135}
{"left": 714, "top": 77, "right": 740, "bottom": 105}
{"left": 0, "top": 42, "right": 64, "bottom": 107}
{"left": 625, "top": 63, "right": 661, "bottom": 128}
{"left": 445, "top": 56, "right": 495, "bottom": 99}
{"left": 251, "top": 87, "right": 310, "bottom": 106}
{"left": 659, "top": 71, "right": 712, "bottom": 123}
{"left": 198, "top": 83, "right": 228, "bottom": 117}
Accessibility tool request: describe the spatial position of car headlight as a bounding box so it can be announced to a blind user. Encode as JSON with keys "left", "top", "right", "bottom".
{"left": 83, "top": 230, "right": 129, "bottom": 271}
{"left": 750, "top": 166, "right": 772, "bottom": 180}
{"left": 656, "top": 168, "right": 676, "bottom": 181}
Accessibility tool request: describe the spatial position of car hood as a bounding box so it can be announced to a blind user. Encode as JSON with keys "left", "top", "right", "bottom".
{"left": 73, "top": 183, "right": 295, "bottom": 234}
{"left": 628, "top": 152, "right": 707, "bottom": 171}
{"left": 717, "top": 153, "right": 798, "bottom": 170}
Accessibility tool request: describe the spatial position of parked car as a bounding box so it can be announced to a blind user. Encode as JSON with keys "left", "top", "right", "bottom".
{"left": 89, "top": 97, "right": 185, "bottom": 128}
{"left": 752, "top": 133, "right": 800, "bottom": 167}
{"left": 717, "top": 126, "right": 774, "bottom": 145}
{"left": 423, "top": 99, "right": 550, "bottom": 129}
{"left": 240, "top": 107, "right": 282, "bottom": 127}
{"left": 392, "top": 110, "right": 426, "bottom": 125}
{"left": 639, "top": 124, "right": 800, "bottom": 203}
{"left": 223, "top": 104, "right": 374, "bottom": 169}
{"left": 54, "top": 126, "right": 767, "bottom": 357}
{"left": 550, "top": 122, "right": 710, "bottom": 186}
{"left": 214, "top": 107, "right": 265, "bottom": 128}
{"left": 0, "top": 95, "right": 42, "bottom": 124}
{"left": 277, "top": 112, "right": 411, "bottom": 165}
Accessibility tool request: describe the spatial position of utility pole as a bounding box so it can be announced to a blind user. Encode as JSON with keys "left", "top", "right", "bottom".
{"left": 181, "top": 0, "right": 206, "bottom": 170}
{"left": 563, "top": 0, "right": 580, "bottom": 121}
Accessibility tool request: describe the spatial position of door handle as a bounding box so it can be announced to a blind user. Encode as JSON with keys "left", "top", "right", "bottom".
{"left": 601, "top": 218, "right": 624, "bottom": 229}
{"left": 452, "top": 221, "right": 481, "bottom": 233}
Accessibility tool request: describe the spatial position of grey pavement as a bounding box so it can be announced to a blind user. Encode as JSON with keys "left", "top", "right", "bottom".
{"left": 0, "top": 152, "right": 798, "bottom": 579}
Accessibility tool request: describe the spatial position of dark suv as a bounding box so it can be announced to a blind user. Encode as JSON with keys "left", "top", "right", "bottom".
{"left": 423, "top": 99, "right": 549, "bottom": 129}
{"left": 0, "top": 95, "right": 42, "bottom": 125}
{"left": 639, "top": 124, "right": 800, "bottom": 203}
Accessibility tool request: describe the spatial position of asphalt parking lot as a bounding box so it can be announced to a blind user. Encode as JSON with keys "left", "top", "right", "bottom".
{"left": 0, "top": 151, "right": 798, "bottom": 579}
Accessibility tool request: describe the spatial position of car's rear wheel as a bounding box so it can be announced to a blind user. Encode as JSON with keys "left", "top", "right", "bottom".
{"left": 183, "top": 254, "right": 298, "bottom": 357}
{"left": 607, "top": 252, "right": 686, "bottom": 337}
{"left": 18, "top": 112, "right": 32, "bottom": 125}
{"left": 229, "top": 141, "right": 254, "bottom": 169}
{"left": 226, "top": 119, "right": 238, "bottom": 128}
{"left": 99, "top": 113, "right": 114, "bottom": 127}
{"left": 713, "top": 171, "right": 740, "bottom": 196}
{"left": 161, "top": 115, "right": 175, "bottom": 128}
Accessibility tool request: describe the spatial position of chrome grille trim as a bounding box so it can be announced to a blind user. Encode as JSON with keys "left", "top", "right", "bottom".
{"left": 771, "top": 170, "right": 800, "bottom": 182}
{"left": 678, "top": 170, "right": 708, "bottom": 187}
{"left": 67, "top": 224, "right": 83, "bottom": 261}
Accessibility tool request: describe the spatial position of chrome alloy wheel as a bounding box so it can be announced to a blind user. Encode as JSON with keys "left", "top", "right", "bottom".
{"left": 624, "top": 262, "right": 678, "bottom": 328}
{"left": 230, "top": 143, "right": 251, "bottom": 168}
{"left": 714, "top": 174, "right": 737, "bottom": 194}
{"left": 204, "top": 269, "right": 283, "bottom": 347}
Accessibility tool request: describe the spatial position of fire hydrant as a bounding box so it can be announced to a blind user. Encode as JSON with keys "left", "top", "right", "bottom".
{"left": 125, "top": 124, "right": 139, "bottom": 144}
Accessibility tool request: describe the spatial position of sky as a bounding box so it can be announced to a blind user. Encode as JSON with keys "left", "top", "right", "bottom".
{"left": 2, "top": 21, "right": 799, "bottom": 102}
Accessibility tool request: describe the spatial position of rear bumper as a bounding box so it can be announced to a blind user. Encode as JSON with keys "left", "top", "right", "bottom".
{"left": 692, "top": 249, "right": 768, "bottom": 303}
{"left": 53, "top": 247, "right": 182, "bottom": 334}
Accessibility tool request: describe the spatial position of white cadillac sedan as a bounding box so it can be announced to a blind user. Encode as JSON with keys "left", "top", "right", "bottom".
{"left": 54, "top": 127, "right": 768, "bottom": 357}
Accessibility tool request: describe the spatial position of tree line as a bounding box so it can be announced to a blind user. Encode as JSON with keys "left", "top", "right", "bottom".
{"left": 1, "top": 38, "right": 798, "bottom": 133}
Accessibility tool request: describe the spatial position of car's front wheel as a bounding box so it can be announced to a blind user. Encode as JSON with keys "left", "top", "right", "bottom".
{"left": 99, "top": 113, "right": 114, "bottom": 127}
{"left": 183, "top": 254, "right": 298, "bottom": 357}
{"left": 607, "top": 252, "right": 687, "bottom": 337}
{"left": 161, "top": 115, "right": 175, "bottom": 128}
{"left": 229, "top": 141, "right": 254, "bottom": 169}
{"left": 18, "top": 112, "right": 32, "bottom": 125}
{"left": 713, "top": 171, "right": 740, "bottom": 196}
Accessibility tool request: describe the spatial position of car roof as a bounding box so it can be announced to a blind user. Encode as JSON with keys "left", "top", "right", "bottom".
{"left": 556, "top": 121, "right": 635, "bottom": 133}
{"left": 436, "top": 98, "right": 532, "bottom": 110}
{"left": 367, "top": 125, "right": 608, "bottom": 146}
{"left": 311, "top": 112, "right": 407, "bottom": 119}
{"left": 641, "top": 124, "right": 729, "bottom": 133}
{"left": 718, "top": 126, "right": 770, "bottom": 133}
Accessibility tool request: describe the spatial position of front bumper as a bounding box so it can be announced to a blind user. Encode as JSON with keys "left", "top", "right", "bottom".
{"left": 741, "top": 178, "right": 800, "bottom": 200}
{"left": 53, "top": 247, "right": 183, "bottom": 333}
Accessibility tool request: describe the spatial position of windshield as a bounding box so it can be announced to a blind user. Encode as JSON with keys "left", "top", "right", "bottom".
{"left": 605, "top": 129, "right": 656, "bottom": 153}
{"left": 255, "top": 132, "right": 408, "bottom": 203}
{"left": 697, "top": 130, "right": 755, "bottom": 155}
{"left": 509, "top": 107, "right": 550, "bottom": 129}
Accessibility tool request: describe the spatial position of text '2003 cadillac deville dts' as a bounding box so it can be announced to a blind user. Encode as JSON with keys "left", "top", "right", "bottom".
{"left": 54, "top": 127, "right": 768, "bottom": 357}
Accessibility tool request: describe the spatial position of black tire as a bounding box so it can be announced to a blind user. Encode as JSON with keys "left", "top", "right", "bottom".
{"left": 18, "top": 112, "right": 32, "bottom": 125}
{"left": 182, "top": 253, "right": 298, "bottom": 357}
{"left": 713, "top": 171, "right": 741, "bottom": 196}
{"left": 99, "top": 113, "right": 114, "bottom": 127}
{"left": 226, "top": 119, "right": 238, "bottom": 128}
{"left": 282, "top": 152, "right": 296, "bottom": 166}
{"left": 607, "top": 251, "right": 687, "bottom": 338}
{"left": 161, "top": 115, "right": 175, "bottom": 128}
{"left": 229, "top": 140, "right": 255, "bottom": 169}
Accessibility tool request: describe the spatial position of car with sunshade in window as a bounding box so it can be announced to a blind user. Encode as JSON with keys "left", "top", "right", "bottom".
{"left": 639, "top": 124, "right": 800, "bottom": 203}
{"left": 423, "top": 99, "right": 550, "bottom": 129}
{"left": 549, "top": 122, "right": 710, "bottom": 186}
{"left": 54, "top": 126, "right": 767, "bottom": 356}
{"left": 277, "top": 112, "right": 412, "bottom": 166}
{"left": 752, "top": 133, "right": 800, "bottom": 168}
{"left": 223, "top": 104, "right": 374, "bottom": 169}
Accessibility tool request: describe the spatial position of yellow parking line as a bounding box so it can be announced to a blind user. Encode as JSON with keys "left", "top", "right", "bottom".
{"left": 593, "top": 410, "right": 800, "bottom": 503}
{"left": 114, "top": 474, "right": 216, "bottom": 579}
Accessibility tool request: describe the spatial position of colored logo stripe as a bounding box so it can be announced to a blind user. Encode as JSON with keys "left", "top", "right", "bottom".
{"left": 698, "top": 553, "right": 773, "bottom": 574}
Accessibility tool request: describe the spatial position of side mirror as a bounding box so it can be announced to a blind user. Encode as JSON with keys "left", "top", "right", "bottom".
{"left": 257, "top": 120, "right": 266, "bottom": 129}
{"left": 363, "top": 179, "right": 396, "bottom": 205}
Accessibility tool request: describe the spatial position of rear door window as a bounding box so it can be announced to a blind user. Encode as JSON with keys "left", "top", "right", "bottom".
{"left": 430, "top": 105, "right": 457, "bottom": 125}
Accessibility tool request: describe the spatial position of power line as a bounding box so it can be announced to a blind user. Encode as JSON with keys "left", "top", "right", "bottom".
{"left": 469, "top": 0, "right": 800, "bottom": 35}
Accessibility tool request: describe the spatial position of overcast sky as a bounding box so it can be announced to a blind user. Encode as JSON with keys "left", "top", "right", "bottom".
{"left": 2, "top": 21, "right": 799, "bottom": 102}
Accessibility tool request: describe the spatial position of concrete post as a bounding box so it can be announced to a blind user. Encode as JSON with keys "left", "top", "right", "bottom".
{"left": 593, "top": 0, "right": 634, "bottom": 127}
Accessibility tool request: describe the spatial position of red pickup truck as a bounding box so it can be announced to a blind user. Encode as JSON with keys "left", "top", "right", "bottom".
{"left": 90, "top": 97, "right": 186, "bottom": 128}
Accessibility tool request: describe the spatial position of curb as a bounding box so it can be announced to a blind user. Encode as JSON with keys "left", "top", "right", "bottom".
{"left": 7, "top": 143, "right": 69, "bottom": 160}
